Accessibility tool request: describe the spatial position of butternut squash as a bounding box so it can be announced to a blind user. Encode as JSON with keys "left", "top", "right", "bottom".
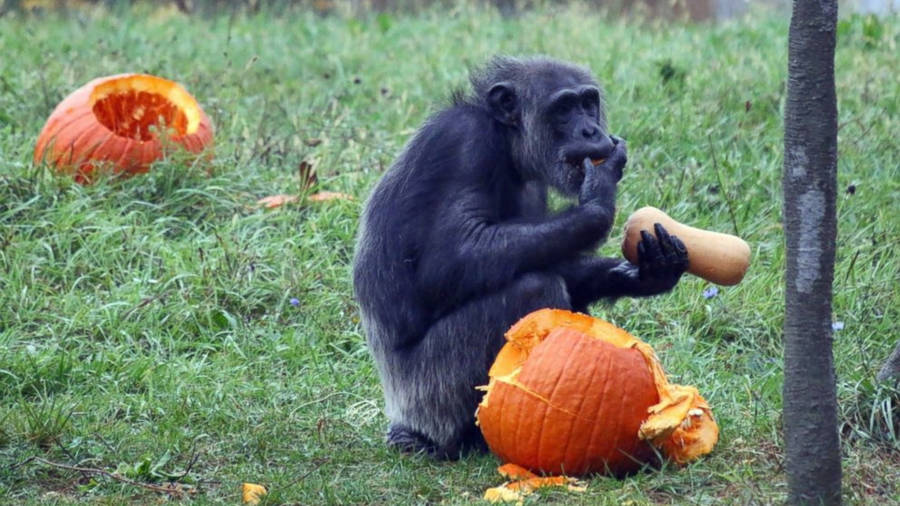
{"left": 622, "top": 206, "right": 750, "bottom": 286}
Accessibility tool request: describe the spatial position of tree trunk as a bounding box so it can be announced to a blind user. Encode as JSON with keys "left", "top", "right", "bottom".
{"left": 877, "top": 341, "right": 900, "bottom": 382}
{"left": 782, "top": 0, "right": 842, "bottom": 505}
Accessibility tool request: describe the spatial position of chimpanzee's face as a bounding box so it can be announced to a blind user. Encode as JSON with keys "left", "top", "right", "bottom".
{"left": 537, "top": 82, "right": 614, "bottom": 195}
{"left": 489, "top": 64, "right": 614, "bottom": 195}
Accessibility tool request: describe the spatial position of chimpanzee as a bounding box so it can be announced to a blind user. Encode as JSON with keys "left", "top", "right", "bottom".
{"left": 352, "top": 56, "right": 688, "bottom": 459}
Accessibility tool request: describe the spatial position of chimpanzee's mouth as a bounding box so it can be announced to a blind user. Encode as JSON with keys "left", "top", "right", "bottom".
{"left": 570, "top": 157, "right": 605, "bottom": 181}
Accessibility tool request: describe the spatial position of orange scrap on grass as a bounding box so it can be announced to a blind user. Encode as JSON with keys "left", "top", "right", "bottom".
{"left": 241, "top": 483, "right": 267, "bottom": 505}
{"left": 497, "top": 463, "right": 537, "bottom": 480}
{"left": 484, "top": 464, "right": 585, "bottom": 504}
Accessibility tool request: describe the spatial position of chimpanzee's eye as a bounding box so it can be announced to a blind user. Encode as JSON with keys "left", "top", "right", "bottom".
{"left": 581, "top": 90, "right": 600, "bottom": 117}
{"left": 551, "top": 94, "right": 578, "bottom": 120}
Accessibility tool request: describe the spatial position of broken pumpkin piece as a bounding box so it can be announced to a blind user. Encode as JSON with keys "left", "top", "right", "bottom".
{"left": 476, "top": 308, "right": 717, "bottom": 476}
{"left": 484, "top": 465, "right": 585, "bottom": 504}
{"left": 484, "top": 485, "right": 525, "bottom": 504}
{"left": 505, "top": 475, "right": 571, "bottom": 491}
{"left": 497, "top": 463, "right": 538, "bottom": 480}
{"left": 641, "top": 385, "right": 718, "bottom": 465}
{"left": 242, "top": 483, "right": 268, "bottom": 505}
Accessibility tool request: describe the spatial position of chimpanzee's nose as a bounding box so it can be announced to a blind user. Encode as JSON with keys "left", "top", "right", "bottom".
{"left": 581, "top": 125, "right": 600, "bottom": 139}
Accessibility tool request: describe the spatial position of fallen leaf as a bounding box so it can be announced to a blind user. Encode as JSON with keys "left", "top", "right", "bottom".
{"left": 242, "top": 483, "right": 267, "bottom": 505}
{"left": 257, "top": 194, "right": 298, "bottom": 209}
{"left": 308, "top": 191, "right": 353, "bottom": 202}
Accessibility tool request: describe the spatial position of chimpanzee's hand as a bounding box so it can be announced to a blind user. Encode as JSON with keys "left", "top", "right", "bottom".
{"left": 578, "top": 136, "right": 627, "bottom": 206}
{"left": 635, "top": 223, "right": 689, "bottom": 295}
{"left": 606, "top": 135, "right": 627, "bottom": 183}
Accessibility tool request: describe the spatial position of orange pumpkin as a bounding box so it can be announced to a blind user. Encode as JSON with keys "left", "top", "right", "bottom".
{"left": 34, "top": 74, "right": 213, "bottom": 183}
{"left": 476, "top": 309, "right": 718, "bottom": 476}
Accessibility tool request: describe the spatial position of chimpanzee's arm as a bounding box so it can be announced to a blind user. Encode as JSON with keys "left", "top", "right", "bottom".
{"left": 553, "top": 224, "right": 689, "bottom": 310}
{"left": 416, "top": 198, "right": 613, "bottom": 311}
{"left": 416, "top": 147, "right": 626, "bottom": 312}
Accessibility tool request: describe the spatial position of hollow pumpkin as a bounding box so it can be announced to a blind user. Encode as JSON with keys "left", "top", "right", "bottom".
{"left": 34, "top": 74, "right": 213, "bottom": 183}
{"left": 476, "top": 309, "right": 718, "bottom": 476}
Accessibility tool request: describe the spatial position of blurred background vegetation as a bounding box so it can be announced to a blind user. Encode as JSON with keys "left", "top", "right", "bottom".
{"left": 5, "top": 0, "right": 898, "bottom": 21}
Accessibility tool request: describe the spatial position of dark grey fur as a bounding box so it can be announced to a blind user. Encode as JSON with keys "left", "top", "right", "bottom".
{"left": 353, "top": 56, "right": 688, "bottom": 458}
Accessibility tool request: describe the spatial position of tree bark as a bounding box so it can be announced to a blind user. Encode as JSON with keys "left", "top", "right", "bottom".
{"left": 877, "top": 341, "right": 900, "bottom": 382}
{"left": 782, "top": 0, "right": 842, "bottom": 505}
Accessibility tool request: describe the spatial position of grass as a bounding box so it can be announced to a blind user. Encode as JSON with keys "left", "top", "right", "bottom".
{"left": 0, "top": 2, "right": 898, "bottom": 504}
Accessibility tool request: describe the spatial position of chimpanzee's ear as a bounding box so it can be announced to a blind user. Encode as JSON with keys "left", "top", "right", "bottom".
{"left": 487, "top": 82, "right": 518, "bottom": 127}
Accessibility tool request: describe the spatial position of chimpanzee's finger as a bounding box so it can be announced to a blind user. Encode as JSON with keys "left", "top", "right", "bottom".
{"left": 670, "top": 233, "right": 688, "bottom": 258}
{"left": 669, "top": 235, "right": 689, "bottom": 270}
{"left": 654, "top": 223, "right": 675, "bottom": 252}
{"left": 578, "top": 157, "right": 602, "bottom": 204}
{"left": 636, "top": 239, "right": 649, "bottom": 280}
{"left": 582, "top": 157, "right": 596, "bottom": 179}
{"left": 640, "top": 230, "right": 662, "bottom": 262}
{"left": 599, "top": 139, "right": 626, "bottom": 182}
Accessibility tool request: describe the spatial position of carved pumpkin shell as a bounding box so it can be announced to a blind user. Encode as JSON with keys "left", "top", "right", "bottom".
{"left": 34, "top": 74, "right": 213, "bottom": 183}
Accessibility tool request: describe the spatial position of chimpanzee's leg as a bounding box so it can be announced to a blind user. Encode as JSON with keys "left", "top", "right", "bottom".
{"left": 383, "top": 272, "right": 572, "bottom": 459}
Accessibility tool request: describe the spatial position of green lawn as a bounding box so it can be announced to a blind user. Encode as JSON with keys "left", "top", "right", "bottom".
{"left": 1, "top": 3, "right": 898, "bottom": 504}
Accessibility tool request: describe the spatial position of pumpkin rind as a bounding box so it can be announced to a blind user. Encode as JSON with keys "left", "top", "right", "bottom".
{"left": 479, "top": 327, "right": 658, "bottom": 475}
{"left": 477, "top": 309, "right": 718, "bottom": 475}
{"left": 34, "top": 74, "right": 213, "bottom": 182}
